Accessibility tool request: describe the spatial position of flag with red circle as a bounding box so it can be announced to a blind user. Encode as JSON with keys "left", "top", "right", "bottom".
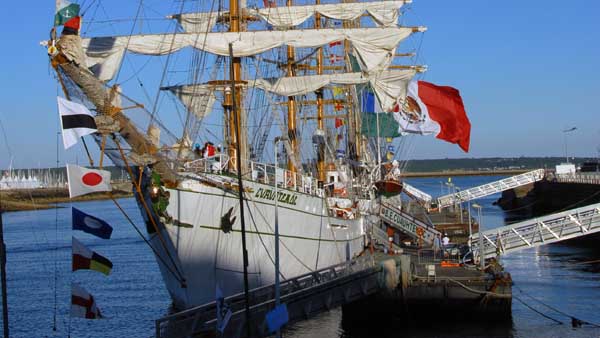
{"left": 66, "top": 164, "right": 112, "bottom": 198}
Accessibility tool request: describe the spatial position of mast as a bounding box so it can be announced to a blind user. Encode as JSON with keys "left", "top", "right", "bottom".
{"left": 286, "top": 0, "right": 298, "bottom": 173}
{"left": 0, "top": 198, "right": 8, "bottom": 338}
{"left": 228, "top": 2, "right": 252, "bottom": 337}
{"left": 315, "top": 0, "right": 325, "bottom": 182}
{"left": 227, "top": 0, "right": 247, "bottom": 172}
{"left": 344, "top": 8, "right": 361, "bottom": 162}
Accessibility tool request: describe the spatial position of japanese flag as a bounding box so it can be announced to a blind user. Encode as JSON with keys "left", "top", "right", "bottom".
{"left": 67, "top": 164, "right": 112, "bottom": 198}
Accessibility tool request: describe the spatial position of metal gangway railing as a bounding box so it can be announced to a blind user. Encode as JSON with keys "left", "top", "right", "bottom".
{"left": 436, "top": 169, "right": 545, "bottom": 209}
{"left": 403, "top": 182, "right": 433, "bottom": 205}
{"left": 471, "top": 202, "right": 600, "bottom": 260}
{"left": 155, "top": 255, "right": 380, "bottom": 338}
{"left": 380, "top": 202, "right": 441, "bottom": 245}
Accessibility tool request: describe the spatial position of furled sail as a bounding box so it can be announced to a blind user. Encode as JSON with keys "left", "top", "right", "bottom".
{"left": 169, "top": 70, "right": 416, "bottom": 113}
{"left": 170, "top": 11, "right": 221, "bottom": 33}
{"left": 174, "top": 1, "right": 410, "bottom": 32}
{"left": 164, "top": 85, "right": 216, "bottom": 119}
{"left": 81, "top": 27, "right": 424, "bottom": 81}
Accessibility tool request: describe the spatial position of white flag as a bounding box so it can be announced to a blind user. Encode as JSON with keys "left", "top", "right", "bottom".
{"left": 66, "top": 164, "right": 112, "bottom": 198}
{"left": 57, "top": 97, "right": 97, "bottom": 149}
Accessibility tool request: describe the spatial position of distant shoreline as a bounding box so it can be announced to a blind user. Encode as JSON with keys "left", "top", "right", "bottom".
{"left": 402, "top": 169, "right": 529, "bottom": 178}
{"left": 0, "top": 187, "right": 133, "bottom": 212}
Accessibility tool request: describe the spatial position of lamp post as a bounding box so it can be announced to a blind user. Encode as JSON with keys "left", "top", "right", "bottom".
{"left": 467, "top": 200, "right": 472, "bottom": 250}
{"left": 445, "top": 181, "right": 455, "bottom": 212}
{"left": 273, "top": 136, "right": 284, "bottom": 338}
{"left": 472, "top": 203, "right": 484, "bottom": 270}
{"left": 562, "top": 127, "right": 577, "bottom": 163}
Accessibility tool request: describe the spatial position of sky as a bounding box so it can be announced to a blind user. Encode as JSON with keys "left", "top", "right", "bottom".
{"left": 0, "top": 0, "right": 598, "bottom": 169}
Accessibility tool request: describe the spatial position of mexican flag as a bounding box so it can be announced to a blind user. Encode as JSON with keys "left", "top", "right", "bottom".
{"left": 55, "top": 0, "right": 80, "bottom": 26}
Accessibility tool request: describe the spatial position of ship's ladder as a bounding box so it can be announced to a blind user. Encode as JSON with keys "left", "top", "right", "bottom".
{"left": 379, "top": 202, "right": 441, "bottom": 245}
{"left": 470, "top": 201, "right": 600, "bottom": 260}
{"left": 436, "top": 169, "right": 545, "bottom": 209}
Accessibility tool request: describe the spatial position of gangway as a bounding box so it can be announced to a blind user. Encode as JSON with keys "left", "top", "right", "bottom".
{"left": 380, "top": 202, "right": 441, "bottom": 244}
{"left": 471, "top": 202, "right": 600, "bottom": 260}
{"left": 155, "top": 256, "right": 380, "bottom": 338}
{"left": 403, "top": 182, "right": 433, "bottom": 205}
{"left": 436, "top": 169, "right": 545, "bottom": 209}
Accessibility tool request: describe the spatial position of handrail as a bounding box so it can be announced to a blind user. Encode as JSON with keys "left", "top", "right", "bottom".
{"left": 183, "top": 154, "right": 325, "bottom": 197}
{"left": 155, "top": 255, "right": 378, "bottom": 337}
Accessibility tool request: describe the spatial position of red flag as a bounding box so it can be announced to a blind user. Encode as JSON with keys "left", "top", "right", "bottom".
{"left": 393, "top": 81, "right": 471, "bottom": 152}
{"left": 329, "top": 41, "right": 342, "bottom": 48}
{"left": 64, "top": 16, "right": 81, "bottom": 30}
{"left": 335, "top": 118, "right": 344, "bottom": 128}
{"left": 71, "top": 283, "right": 102, "bottom": 319}
{"left": 334, "top": 102, "right": 344, "bottom": 111}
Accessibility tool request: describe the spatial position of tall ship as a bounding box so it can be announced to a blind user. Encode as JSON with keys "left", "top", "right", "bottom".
{"left": 44, "top": 0, "right": 469, "bottom": 310}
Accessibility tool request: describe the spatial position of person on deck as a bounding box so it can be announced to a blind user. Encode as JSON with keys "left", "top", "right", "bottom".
{"left": 203, "top": 142, "right": 216, "bottom": 159}
{"left": 193, "top": 144, "right": 202, "bottom": 158}
{"left": 384, "top": 160, "right": 401, "bottom": 181}
{"left": 433, "top": 233, "right": 442, "bottom": 259}
{"left": 442, "top": 233, "right": 450, "bottom": 247}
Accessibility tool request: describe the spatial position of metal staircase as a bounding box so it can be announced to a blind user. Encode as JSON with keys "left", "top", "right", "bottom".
{"left": 380, "top": 202, "right": 441, "bottom": 245}
{"left": 436, "top": 169, "right": 545, "bottom": 209}
{"left": 471, "top": 202, "right": 600, "bottom": 260}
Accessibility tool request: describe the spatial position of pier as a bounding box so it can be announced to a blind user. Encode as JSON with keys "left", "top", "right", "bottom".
{"left": 155, "top": 171, "right": 600, "bottom": 338}
{"left": 155, "top": 250, "right": 511, "bottom": 338}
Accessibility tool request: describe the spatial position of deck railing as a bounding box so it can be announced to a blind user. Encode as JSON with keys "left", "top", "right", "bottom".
{"left": 183, "top": 154, "right": 325, "bottom": 197}
{"left": 555, "top": 172, "right": 600, "bottom": 185}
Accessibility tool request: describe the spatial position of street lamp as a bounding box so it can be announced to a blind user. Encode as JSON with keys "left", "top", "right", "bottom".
{"left": 467, "top": 200, "right": 472, "bottom": 250}
{"left": 562, "top": 127, "right": 577, "bottom": 163}
{"left": 273, "top": 136, "right": 285, "bottom": 338}
{"left": 471, "top": 203, "right": 484, "bottom": 270}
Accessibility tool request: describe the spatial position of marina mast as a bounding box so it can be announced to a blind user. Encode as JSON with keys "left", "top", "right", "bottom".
{"left": 0, "top": 202, "right": 8, "bottom": 338}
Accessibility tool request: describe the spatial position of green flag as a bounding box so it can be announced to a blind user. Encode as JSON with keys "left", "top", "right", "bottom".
{"left": 361, "top": 113, "right": 401, "bottom": 138}
{"left": 55, "top": 0, "right": 80, "bottom": 26}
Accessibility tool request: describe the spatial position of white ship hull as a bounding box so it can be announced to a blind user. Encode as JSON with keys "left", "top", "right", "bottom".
{"left": 139, "top": 173, "right": 366, "bottom": 309}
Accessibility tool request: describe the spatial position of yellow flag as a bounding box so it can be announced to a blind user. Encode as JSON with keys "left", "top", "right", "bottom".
{"left": 332, "top": 87, "right": 344, "bottom": 97}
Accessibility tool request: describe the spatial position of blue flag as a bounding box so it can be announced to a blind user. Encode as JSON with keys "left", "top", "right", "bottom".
{"left": 266, "top": 304, "right": 289, "bottom": 333}
{"left": 72, "top": 207, "right": 113, "bottom": 239}
{"left": 361, "top": 89, "right": 375, "bottom": 114}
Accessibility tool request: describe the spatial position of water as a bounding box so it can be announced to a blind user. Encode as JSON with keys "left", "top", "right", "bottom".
{"left": 0, "top": 176, "right": 599, "bottom": 337}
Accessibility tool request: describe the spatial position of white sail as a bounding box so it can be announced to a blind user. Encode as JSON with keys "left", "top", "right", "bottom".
{"left": 81, "top": 27, "right": 425, "bottom": 81}
{"left": 170, "top": 69, "right": 416, "bottom": 113}
{"left": 170, "top": 11, "right": 221, "bottom": 33}
{"left": 174, "top": 1, "right": 410, "bottom": 32}
{"left": 164, "top": 85, "right": 217, "bottom": 119}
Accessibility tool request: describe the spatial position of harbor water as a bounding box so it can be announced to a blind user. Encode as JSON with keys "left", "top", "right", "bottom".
{"left": 1, "top": 176, "right": 599, "bottom": 337}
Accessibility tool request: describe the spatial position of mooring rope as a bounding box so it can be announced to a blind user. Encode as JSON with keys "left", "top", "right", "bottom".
{"left": 513, "top": 295, "right": 563, "bottom": 325}
{"left": 514, "top": 284, "right": 600, "bottom": 328}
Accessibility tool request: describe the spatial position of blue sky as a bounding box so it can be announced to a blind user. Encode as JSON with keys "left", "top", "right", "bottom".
{"left": 0, "top": 0, "right": 598, "bottom": 169}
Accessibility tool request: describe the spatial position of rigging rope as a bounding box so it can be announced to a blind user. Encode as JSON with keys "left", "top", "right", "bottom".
{"left": 113, "top": 137, "right": 187, "bottom": 285}
{"left": 109, "top": 195, "right": 185, "bottom": 285}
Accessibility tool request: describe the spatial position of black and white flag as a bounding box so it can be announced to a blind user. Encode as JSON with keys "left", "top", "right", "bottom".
{"left": 57, "top": 96, "right": 97, "bottom": 149}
